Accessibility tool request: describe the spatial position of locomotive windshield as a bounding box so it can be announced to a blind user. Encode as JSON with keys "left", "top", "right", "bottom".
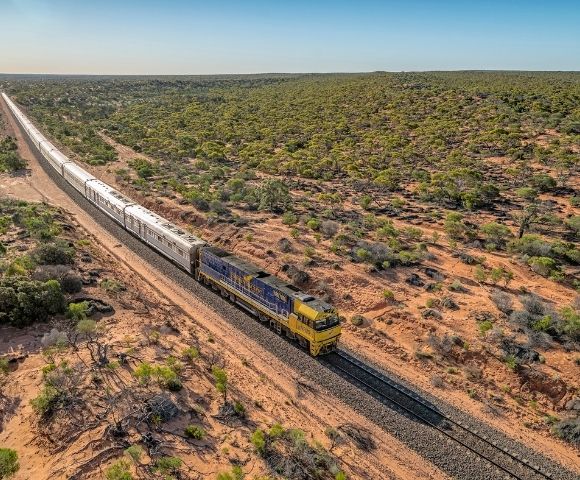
{"left": 314, "top": 314, "right": 340, "bottom": 331}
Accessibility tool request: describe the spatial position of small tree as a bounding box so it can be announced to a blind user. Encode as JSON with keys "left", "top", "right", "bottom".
{"left": 258, "top": 179, "right": 290, "bottom": 212}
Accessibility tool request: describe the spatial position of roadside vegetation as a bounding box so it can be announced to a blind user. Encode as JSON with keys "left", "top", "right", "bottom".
{"left": 0, "top": 199, "right": 351, "bottom": 479}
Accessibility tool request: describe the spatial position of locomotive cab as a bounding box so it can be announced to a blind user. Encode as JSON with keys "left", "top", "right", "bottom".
{"left": 289, "top": 293, "right": 341, "bottom": 356}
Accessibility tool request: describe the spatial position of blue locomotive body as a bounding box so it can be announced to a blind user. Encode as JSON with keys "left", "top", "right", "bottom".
{"left": 199, "top": 247, "right": 293, "bottom": 318}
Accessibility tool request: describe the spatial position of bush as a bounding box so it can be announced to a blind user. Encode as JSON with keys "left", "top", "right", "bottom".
{"left": 448, "top": 280, "right": 467, "bottom": 292}
{"left": 153, "top": 457, "right": 182, "bottom": 476}
{"left": 67, "top": 301, "right": 89, "bottom": 322}
{"left": 61, "top": 274, "right": 83, "bottom": 293}
{"left": 30, "top": 385, "right": 61, "bottom": 416}
{"left": 258, "top": 179, "right": 290, "bottom": 212}
{"left": 124, "top": 445, "right": 143, "bottom": 464}
{"left": 282, "top": 211, "right": 298, "bottom": 225}
{"left": 552, "top": 417, "right": 580, "bottom": 446}
{"left": 521, "top": 294, "right": 545, "bottom": 316}
{"left": 566, "top": 216, "right": 580, "bottom": 235}
{"left": 491, "top": 291, "right": 513, "bottom": 314}
{"left": 509, "top": 234, "right": 551, "bottom": 257}
{"left": 184, "top": 425, "right": 206, "bottom": 440}
{"left": 350, "top": 314, "right": 365, "bottom": 326}
{"left": 251, "top": 428, "right": 266, "bottom": 455}
{"left": 528, "top": 256, "right": 558, "bottom": 277}
{"left": 382, "top": 289, "right": 395, "bottom": 301}
{"left": 558, "top": 306, "right": 580, "bottom": 340}
{"left": 306, "top": 218, "right": 321, "bottom": 231}
{"left": 32, "top": 264, "right": 70, "bottom": 282}
{"left": 105, "top": 460, "right": 133, "bottom": 480}
{"left": 0, "top": 278, "right": 64, "bottom": 327}
{"left": 481, "top": 222, "right": 512, "bottom": 248}
{"left": 478, "top": 320, "right": 494, "bottom": 334}
{"left": 33, "top": 242, "right": 74, "bottom": 265}
{"left": 182, "top": 346, "right": 199, "bottom": 362}
{"left": 530, "top": 174, "right": 557, "bottom": 192}
{"left": 321, "top": 220, "right": 339, "bottom": 238}
{"left": 0, "top": 448, "right": 19, "bottom": 478}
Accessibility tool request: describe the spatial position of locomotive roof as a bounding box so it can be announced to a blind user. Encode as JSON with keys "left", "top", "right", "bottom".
{"left": 203, "top": 246, "right": 333, "bottom": 311}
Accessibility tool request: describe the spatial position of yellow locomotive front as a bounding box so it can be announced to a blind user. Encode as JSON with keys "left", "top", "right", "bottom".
{"left": 288, "top": 293, "right": 341, "bottom": 356}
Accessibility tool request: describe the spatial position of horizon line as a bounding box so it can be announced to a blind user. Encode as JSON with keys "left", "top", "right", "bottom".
{"left": 1, "top": 69, "right": 580, "bottom": 77}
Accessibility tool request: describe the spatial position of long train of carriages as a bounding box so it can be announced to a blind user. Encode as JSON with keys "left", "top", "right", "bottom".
{"left": 2, "top": 93, "right": 341, "bottom": 356}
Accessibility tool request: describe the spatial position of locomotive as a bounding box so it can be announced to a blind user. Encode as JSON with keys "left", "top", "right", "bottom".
{"left": 2, "top": 93, "right": 341, "bottom": 356}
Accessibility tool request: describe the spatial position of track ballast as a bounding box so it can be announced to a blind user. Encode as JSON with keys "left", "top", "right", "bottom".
{"left": 324, "top": 351, "right": 556, "bottom": 480}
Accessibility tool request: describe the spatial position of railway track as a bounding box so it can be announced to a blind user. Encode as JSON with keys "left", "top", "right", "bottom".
{"left": 324, "top": 350, "right": 554, "bottom": 480}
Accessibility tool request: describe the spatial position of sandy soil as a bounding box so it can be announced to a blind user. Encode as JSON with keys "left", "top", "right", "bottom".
{"left": 0, "top": 92, "right": 446, "bottom": 479}
{"left": 88, "top": 131, "right": 580, "bottom": 472}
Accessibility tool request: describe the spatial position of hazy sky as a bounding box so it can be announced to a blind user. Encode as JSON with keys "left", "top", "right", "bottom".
{"left": 1, "top": 0, "right": 579, "bottom": 74}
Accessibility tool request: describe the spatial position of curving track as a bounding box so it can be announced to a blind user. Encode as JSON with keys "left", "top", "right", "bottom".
{"left": 3, "top": 96, "right": 577, "bottom": 480}
{"left": 324, "top": 351, "right": 556, "bottom": 480}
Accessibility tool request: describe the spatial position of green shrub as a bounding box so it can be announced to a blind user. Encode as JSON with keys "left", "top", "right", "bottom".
{"left": 133, "top": 362, "right": 154, "bottom": 385}
{"left": 30, "top": 385, "right": 61, "bottom": 416}
{"left": 382, "top": 289, "right": 395, "bottom": 301}
{"left": 153, "top": 456, "right": 182, "bottom": 475}
{"left": 528, "top": 256, "right": 558, "bottom": 277}
{"left": 251, "top": 428, "right": 266, "bottom": 455}
{"left": 0, "top": 448, "right": 19, "bottom": 478}
{"left": 216, "top": 466, "right": 244, "bottom": 480}
{"left": 105, "top": 460, "right": 133, "bottom": 480}
{"left": 269, "top": 423, "right": 285, "bottom": 438}
{"left": 67, "top": 301, "right": 89, "bottom": 322}
{"left": 530, "top": 174, "right": 557, "bottom": 192}
{"left": 212, "top": 366, "right": 228, "bottom": 400}
{"left": 184, "top": 425, "right": 206, "bottom": 440}
{"left": 509, "top": 234, "right": 551, "bottom": 257}
{"left": 0, "top": 278, "right": 64, "bottom": 327}
{"left": 558, "top": 306, "right": 580, "bottom": 340}
{"left": 33, "top": 242, "right": 74, "bottom": 265}
{"left": 306, "top": 217, "right": 321, "bottom": 231}
{"left": 124, "top": 445, "right": 143, "bottom": 464}
{"left": 282, "top": 211, "right": 298, "bottom": 225}
{"left": 566, "top": 216, "right": 580, "bottom": 235}
{"left": 481, "top": 222, "right": 512, "bottom": 248}
{"left": 504, "top": 355, "right": 519, "bottom": 371}
{"left": 478, "top": 320, "right": 493, "bottom": 335}
{"left": 0, "top": 358, "right": 9, "bottom": 375}
{"left": 234, "top": 401, "right": 246, "bottom": 417}
{"left": 182, "top": 346, "right": 200, "bottom": 362}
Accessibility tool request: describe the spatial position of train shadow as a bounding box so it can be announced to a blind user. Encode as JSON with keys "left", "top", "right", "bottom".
{"left": 320, "top": 350, "right": 450, "bottom": 429}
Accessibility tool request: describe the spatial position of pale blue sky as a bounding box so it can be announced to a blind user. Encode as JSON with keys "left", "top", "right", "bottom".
{"left": 1, "top": 0, "right": 579, "bottom": 74}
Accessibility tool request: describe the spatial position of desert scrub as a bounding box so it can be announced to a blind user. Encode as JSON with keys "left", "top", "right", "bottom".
{"left": 100, "top": 278, "right": 126, "bottom": 293}
{"left": 249, "top": 424, "right": 344, "bottom": 477}
{"left": 184, "top": 425, "right": 206, "bottom": 440}
{"left": 0, "top": 136, "right": 25, "bottom": 172}
{"left": 105, "top": 460, "right": 133, "bottom": 480}
{"left": 0, "top": 448, "right": 19, "bottom": 478}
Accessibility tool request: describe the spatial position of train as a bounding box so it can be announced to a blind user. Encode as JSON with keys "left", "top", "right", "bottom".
{"left": 1, "top": 92, "right": 341, "bottom": 356}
